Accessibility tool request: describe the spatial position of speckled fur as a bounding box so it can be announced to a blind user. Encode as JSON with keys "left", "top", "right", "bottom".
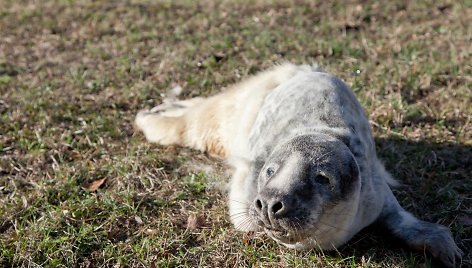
{"left": 135, "top": 63, "right": 462, "bottom": 267}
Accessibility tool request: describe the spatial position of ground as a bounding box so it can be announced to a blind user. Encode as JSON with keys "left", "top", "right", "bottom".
{"left": 0, "top": 0, "right": 470, "bottom": 267}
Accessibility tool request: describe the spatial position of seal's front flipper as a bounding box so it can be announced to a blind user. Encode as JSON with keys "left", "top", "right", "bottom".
{"left": 379, "top": 191, "right": 463, "bottom": 267}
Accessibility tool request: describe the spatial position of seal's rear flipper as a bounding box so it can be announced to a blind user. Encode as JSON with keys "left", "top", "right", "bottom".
{"left": 135, "top": 111, "right": 185, "bottom": 145}
{"left": 379, "top": 191, "right": 463, "bottom": 267}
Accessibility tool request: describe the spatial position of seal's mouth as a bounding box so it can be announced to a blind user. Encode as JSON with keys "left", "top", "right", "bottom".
{"left": 264, "top": 227, "right": 289, "bottom": 237}
{"left": 264, "top": 227, "right": 301, "bottom": 243}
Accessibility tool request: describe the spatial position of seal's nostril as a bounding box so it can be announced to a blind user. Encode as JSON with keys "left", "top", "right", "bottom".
{"left": 255, "top": 199, "right": 263, "bottom": 211}
{"left": 271, "top": 201, "right": 284, "bottom": 214}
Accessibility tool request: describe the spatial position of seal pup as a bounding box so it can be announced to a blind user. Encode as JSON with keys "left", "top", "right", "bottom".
{"left": 135, "top": 63, "right": 462, "bottom": 267}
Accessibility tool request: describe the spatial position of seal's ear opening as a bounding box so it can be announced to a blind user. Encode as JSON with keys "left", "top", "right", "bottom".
{"left": 339, "top": 150, "right": 361, "bottom": 197}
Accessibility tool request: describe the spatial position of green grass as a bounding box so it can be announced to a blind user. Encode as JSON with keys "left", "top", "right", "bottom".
{"left": 0, "top": 0, "right": 470, "bottom": 267}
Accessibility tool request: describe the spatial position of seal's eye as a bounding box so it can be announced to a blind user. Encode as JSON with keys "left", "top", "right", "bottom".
{"left": 315, "top": 174, "right": 330, "bottom": 185}
{"left": 266, "top": 167, "right": 275, "bottom": 177}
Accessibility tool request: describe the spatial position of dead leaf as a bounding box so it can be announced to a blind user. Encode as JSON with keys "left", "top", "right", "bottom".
{"left": 81, "top": 178, "right": 106, "bottom": 191}
{"left": 145, "top": 228, "right": 157, "bottom": 235}
{"left": 134, "top": 216, "right": 143, "bottom": 225}
{"left": 186, "top": 214, "right": 204, "bottom": 230}
{"left": 70, "top": 150, "right": 82, "bottom": 160}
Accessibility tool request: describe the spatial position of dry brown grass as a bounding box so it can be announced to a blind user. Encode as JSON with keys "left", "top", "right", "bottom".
{"left": 0, "top": 0, "right": 470, "bottom": 267}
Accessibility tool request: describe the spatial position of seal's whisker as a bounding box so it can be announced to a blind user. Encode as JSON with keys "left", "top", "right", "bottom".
{"left": 236, "top": 217, "right": 255, "bottom": 231}
{"left": 233, "top": 216, "right": 248, "bottom": 229}
{"left": 229, "top": 211, "right": 250, "bottom": 218}
{"left": 229, "top": 207, "right": 250, "bottom": 211}
{"left": 228, "top": 199, "right": 251, "bottom": 206}
{"left": 229, "top": 208, "right": 253, "bottom": 227}
{"left": 229, "top": 214, "right": 249, "bottom": 220}
{"left": 229, "top": 213, "right": 250, "bottom": 220}
{"left": 229, "top": 213, "right": 251, "bottom": 222}
{"left": 287, "top": 221, "right": 297, "bottom": 242}
{"left": 229, "top": 207, "right": 249, "bottom": 213}
{"left": 293, "top": 217, "right": 303, "bottom": 242}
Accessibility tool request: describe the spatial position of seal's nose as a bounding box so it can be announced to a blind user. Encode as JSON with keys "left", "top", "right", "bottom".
{"left": 255, "top": 198, "right": 285, "bottom": 214}
{"left": 254, "top": 195, "right": 289, "bottom": 225}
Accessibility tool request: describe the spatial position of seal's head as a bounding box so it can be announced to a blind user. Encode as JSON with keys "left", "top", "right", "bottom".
{"left": 249, "top": 134, "right": 361, "bottom": 249}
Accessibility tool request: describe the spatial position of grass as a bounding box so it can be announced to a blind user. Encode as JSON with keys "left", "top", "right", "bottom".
{"left": 0, "top": 0, "right": 470, "bottom": 267}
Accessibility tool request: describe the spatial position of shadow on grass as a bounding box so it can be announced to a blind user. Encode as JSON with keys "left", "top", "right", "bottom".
{"left": 335, "top": 136, "right": 471, "bottom": 267}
